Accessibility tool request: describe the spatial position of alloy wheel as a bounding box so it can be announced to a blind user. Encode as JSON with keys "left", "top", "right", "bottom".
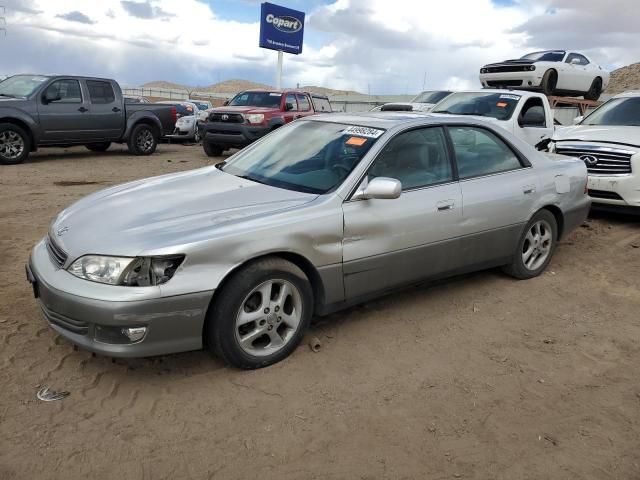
{"left": 522, "top": 219, "right": 553, "bottom": 271}
{"left": 235, "top": 279, "right": 303, "bottom": 357}
{"left": 0, "top": 130, "right": 25, "bottom": 160}
{"left": 136, "top": 129, "right": 154, "bottom": 152}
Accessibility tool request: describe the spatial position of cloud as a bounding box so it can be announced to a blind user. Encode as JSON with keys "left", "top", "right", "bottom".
{"left": 56, "top": 11, "right": 94, "bottom": 24}
{"left": 0, "top": 0, "right": 635, "bottom": 94}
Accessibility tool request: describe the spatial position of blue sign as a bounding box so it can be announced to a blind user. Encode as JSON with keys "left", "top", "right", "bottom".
{"left": 259, "top": 2, "right": 305, "bottom": 55}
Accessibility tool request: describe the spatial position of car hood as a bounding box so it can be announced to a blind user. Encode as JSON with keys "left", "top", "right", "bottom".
{"left": 483, "top": 59, "right": 536, "bottom": 67}
{"left": 211, "top": 106, "right": 279, "bottom": 114}
{"left": 51, "top": 167, "right": 317, "bottom": 258}
{"left": 553, "top": 125, "right": 640, "bottom": 148}
{"left": 382, "top": 102, "right": 436, "bottom": 112}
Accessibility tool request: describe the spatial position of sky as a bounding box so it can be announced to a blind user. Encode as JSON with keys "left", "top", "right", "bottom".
{"left": 1, "top": 0, "right": 638, "bottom": 94}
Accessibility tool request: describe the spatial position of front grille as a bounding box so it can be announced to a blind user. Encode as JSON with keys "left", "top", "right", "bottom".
{"left": 556, "top": 145, "right": 634, "bottom": 175}
{"left": 484, "top": 65, "right": 529, "bottom": 73}
{"left": 486, "top": 80, "right": 523, "bottom": 87}
{"left": 588, "top": 189, "right": 624, "bottom": 200}
{"left": 45, "top": 235, "right": 68, "bottom": 268}
{"left": 40, "top": 303, "right": 89, "bottom": 335}
{"left": 208, "top": 112, "right": 244, "bottom": 123}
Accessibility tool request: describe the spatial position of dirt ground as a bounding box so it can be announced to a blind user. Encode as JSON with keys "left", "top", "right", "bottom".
{"left": 1, "top": 143, "right": 639, "bottom": 480}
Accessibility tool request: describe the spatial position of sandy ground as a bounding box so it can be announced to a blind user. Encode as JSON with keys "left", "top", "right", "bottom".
{"left": 1, "top": 143, "right": 639, "bottom": 480}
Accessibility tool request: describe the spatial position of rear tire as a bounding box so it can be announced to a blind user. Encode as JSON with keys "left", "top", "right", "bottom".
{"left": 0, "top": 123, "right": 30, "bottom": 165}
{"left": 503, "top": 210, "right": 558, "bottom": 280}
{"left": 203, "top": 141, "right": 223, "bottom": 157}
{"left": 205, "top": 257, "right": 313, "bottom": 369}
{"left": 584, "top": 77, "right": 602, "bottom": 101}
{"left": 85, "top": 142, "right": 111, "bottom": 152}
{"left": 127, "top": 123, "right": 158, "bottom": 156}
{"left": 541, "top": 70, "right": 557, "bottom": 96}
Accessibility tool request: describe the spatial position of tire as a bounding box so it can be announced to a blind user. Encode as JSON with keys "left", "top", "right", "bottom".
{"left": 0, "top": 123, "right": 30, "bottom": 165}
{"left": 193, "top": 128, "right": 201, "bottom": 144}
{"left": 203, "top": 141, "right": 223, "bottom": 157}
{"left": 127, "top": 123, "right": 158, "bottom": 156}
{"left": 205, "top": 257, "right": 314, "bottom": 369}
{"left": 503, "top": 210, "right": 558, "bottom": 280}
{"left": 584, "top": 77, "right": 602, "bottom": 101}
{"left": 85, "top": 142, "right": 111, "bottom": 152}
{"left": 541, "top": 70, "right": 557, "bottom": 96}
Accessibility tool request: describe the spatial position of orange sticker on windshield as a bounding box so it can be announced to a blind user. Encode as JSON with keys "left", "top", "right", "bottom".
{"left": 497, "top": 102, "right": 508, "bottom": 108}
{"left": 346, "top": 137, "right": 367, "bottom": 146}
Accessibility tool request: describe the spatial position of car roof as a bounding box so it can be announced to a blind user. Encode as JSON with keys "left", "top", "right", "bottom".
{"left": 240, "top": 89, "right": 327, "bottom": 98}
{"left": 12, "top": 74, "right": 115, "bottom": 82}
{"left": 304, "top": 111, "right": 500, "bottom": 129}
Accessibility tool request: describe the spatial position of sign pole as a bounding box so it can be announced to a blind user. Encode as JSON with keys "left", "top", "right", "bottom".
{"left": 276, "top": 50, "right": 283, "bottom": 89}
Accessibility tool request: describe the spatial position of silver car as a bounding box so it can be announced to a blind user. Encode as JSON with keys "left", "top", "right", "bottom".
{"left": 27, "top": 113, "right": 590, "bottom": 369}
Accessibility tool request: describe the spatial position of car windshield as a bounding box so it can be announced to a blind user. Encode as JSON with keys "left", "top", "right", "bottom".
{"left": 581, "top": 97, "right": 640, "bottom": 126}
{"left": 220, "top": 121, "right": 384, "bottom": 194}
{"left": 432, "top": 92, "right": 520, "bottom": 120}
{"left": 194, "top": 102, "right": 209, "bottom": 110}
{"left": 411, "top": 91, "right": 451, "bottom": 104}
{"left": 520, "top": 51, "right": 565, "bottom": 62}
{"left": 0, "top": 75, "right": 49, "bottom": 98}
{"left": 229, "top": 91, "right": 282, "bottom": 107}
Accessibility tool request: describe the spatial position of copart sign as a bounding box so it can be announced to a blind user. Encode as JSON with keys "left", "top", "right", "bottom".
{"left": 259, "top": 2, "right": 305, "bottom": 55}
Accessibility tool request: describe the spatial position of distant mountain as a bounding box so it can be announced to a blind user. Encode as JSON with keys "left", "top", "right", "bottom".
{"left": 605, "top": 62, "right": 640, "bottom": 94}
{"left": 141, "top": 80, "right": 362, "bottom": 96}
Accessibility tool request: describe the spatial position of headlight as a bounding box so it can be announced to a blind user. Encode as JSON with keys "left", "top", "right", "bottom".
{"left": 480, "top": 68, "right": 487, "bottom": 74}
{"left": 528, "top": 65, "right": 536, "bottom": 71}
{"left": 246, "top": 114, "right": 264, "bottom": 124}
{"left": 68, "top": 255, "right": 184, "bottom": 286}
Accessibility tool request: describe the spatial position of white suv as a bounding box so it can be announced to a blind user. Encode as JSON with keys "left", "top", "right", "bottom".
{"left": 550, "top": 91, "right": 640, "bottom": 212}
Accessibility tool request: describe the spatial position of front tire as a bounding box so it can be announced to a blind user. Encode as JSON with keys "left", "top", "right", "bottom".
{"left": 85, "top": 142, "right": 111, "bottom": 152}
{"left": 584, "top": 77, "right": 602, "bottom": 101}
{"left": 503, "top": 210, "right": 557, "bottom": 280}
{"left": 541, "top": 70, "right": 557, "bottom": 96}
{"left": 0, "top": 123, "right": 30, "bottom": 165}
{"left": 203, "top": 141, "right": 224, "bottom": 157}
{"left": 127, "top": 123, "right": 158, "bottom": 156}
{"left": 205, "top": 257, "right": 313, "bottom": 369}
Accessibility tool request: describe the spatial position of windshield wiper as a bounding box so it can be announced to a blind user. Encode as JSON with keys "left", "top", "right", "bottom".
{"left": 432, "top": 110, "right": 481, "bottom": 116}
{"left": 0, "top": 93, "right": 16, "bottom": 98}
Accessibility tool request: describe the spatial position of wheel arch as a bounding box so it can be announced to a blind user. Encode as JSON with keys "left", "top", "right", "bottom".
{"left": 202, "top": 251, "right": 327, "bottom": 339}
{"left": 0, "top": 117, "right": 37, "bottom": 151}
{"left": 124, "top": 114, "right": 162, "bottom": 141}
{"left": 539, "top": 204, "right": 565, "bottom": 240}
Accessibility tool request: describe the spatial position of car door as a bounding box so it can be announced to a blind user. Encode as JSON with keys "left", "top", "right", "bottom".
{"left": 558, "top": 53, "right": 584, "bottom": 91}
{"left": 85, "top": 80, "right": 124, "bottom": 141}
{"left": 296, "top": 93, "right": 312, "bottom": 119}
{"left": 282, "top": 93, "right": 298, "bottom": 123}
{"left": 448, "top": 125, "right": 538, "bottom": 267}
{"left": 571, "top": 54, "right": 594, "bottom": 91}
{"left": 37, "top": 78, "right": 89, "bottom": 143}
{"left": 342, "top": 126, "right": 463, "bottom": 299}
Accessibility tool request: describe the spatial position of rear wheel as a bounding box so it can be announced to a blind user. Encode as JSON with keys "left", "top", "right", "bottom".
{"left": 503, "top": 210, "right": 557, "bottom": 280}
{"left": 0, "top": 123, "right": 30, "bottom": 165}
{"left": 541, "top": 70, "right": 557, "bottom": 96}
{"left": 584, "top": 77, "right": 602, "bottom": 101}
{"left": 85, "top": 142, "right": 111, "bottom": 152}
{"left": 205, "top": 257, "right": 313, "bottom": 369}
{"left": 127, "top": 124, "right": 157, "bottom": 155}
{"left": 203, "top": 141, "right": 223, "bottom": 157}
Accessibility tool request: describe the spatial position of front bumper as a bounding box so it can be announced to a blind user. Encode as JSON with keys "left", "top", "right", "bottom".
{"left": 587, "top": 174, "right": 640, "bottom": 211}
{"left": 479, "top": 71, "right": 543, "bottom": 88}
{"left": 200, "top": 121, "right": 270, "bottom": 148}
{"left": 165, "top": 126, "right": 197, "bottom": 140}
{"left": 27, "top": 241, "right": 213, "bottom": 357}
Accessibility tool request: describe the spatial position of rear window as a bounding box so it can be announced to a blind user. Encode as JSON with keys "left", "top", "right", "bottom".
{"left": 87, "top": 80, "right": 115, "bottom": 104}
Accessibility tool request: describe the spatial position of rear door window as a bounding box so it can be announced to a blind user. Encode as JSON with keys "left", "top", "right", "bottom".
{"left": 296, "top": 94, "right": 311, "bottom": 111}
{"left": 285, "top": 94, "right": 298, "bottom": 111}
{"left": 86, "top": 80, "right": 116, "bottom": 104}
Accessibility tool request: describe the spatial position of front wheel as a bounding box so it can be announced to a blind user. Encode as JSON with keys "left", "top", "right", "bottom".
{"left": 503, "top": 210, "right": 557, "bottom": 280}
{"left": 127, "top": 124, "right": 158, "bottom": 156}
{"left": 203, "top": 141, "right": 223, "bottom": 157}
{"left": 205, "top": 257, "right": 313, "bottom": 369}
{"left": 0, "top": 123, "right": 30, "bottom": 165}
{"left": 541, "top": 70, "right": 557, "bottom": 96}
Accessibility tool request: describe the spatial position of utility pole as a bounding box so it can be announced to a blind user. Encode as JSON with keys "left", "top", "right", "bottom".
{"left": 0, "top": 6, "right": 6, "bottom": 37}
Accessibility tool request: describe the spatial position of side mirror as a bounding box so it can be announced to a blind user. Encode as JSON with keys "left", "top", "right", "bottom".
{"left": 352, "top": 177, "right": 402, "bottom": 201}
{"left": 43, "top": 89, "right": 61, "bottom": 104}
{"left": 519, "top": 107, "right": 546, "bottom": 127}
{"left": 285, "top": 102, "right": 294, "bottom": 111}
{"left": 223, "top": 100, "right": 229, "bottom": 106}
{"left": 573, "top": 115, "right": 583, "bottom": 125}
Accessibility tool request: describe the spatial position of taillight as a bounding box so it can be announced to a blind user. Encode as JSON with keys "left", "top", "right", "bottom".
{"left": 171, "top": 106, "right": 177, "bottom": 123}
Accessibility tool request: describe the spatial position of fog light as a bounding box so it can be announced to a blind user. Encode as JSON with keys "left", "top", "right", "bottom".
{"left": 122, "top": 327, "right": 147, "bottom": 342}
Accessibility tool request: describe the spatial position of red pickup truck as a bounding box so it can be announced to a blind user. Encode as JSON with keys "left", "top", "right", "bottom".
{"left": 199, "top": 89, "right": 332, "bottom": 156}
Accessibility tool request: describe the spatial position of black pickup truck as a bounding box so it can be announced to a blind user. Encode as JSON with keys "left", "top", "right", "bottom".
{"left": 0, "top": 75, "right": 177, "bottom": 164}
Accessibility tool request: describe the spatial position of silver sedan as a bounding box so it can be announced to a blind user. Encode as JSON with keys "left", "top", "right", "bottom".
{"left": 27, "top": 113, "right": 590, "bottom": 369}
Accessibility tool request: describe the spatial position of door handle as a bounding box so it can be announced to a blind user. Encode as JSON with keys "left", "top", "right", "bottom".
{"left": 523, "top": 185, "right": 536, "bottom": 195}
{"left": 436, "top": 200, "right": 455, "bottom": 211}
{"left": 112, "top": 107, "right": 121, "bottom": 112}
{"left": 78, "top": 107, "right": 88, "bottom": 113}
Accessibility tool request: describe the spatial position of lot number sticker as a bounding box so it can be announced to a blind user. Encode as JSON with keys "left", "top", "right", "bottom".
{"left": 499, "top": 94, "right": 521, "bottom": 101}
{"left": 342, "top": 126, "right": 384, "bottom": 138}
